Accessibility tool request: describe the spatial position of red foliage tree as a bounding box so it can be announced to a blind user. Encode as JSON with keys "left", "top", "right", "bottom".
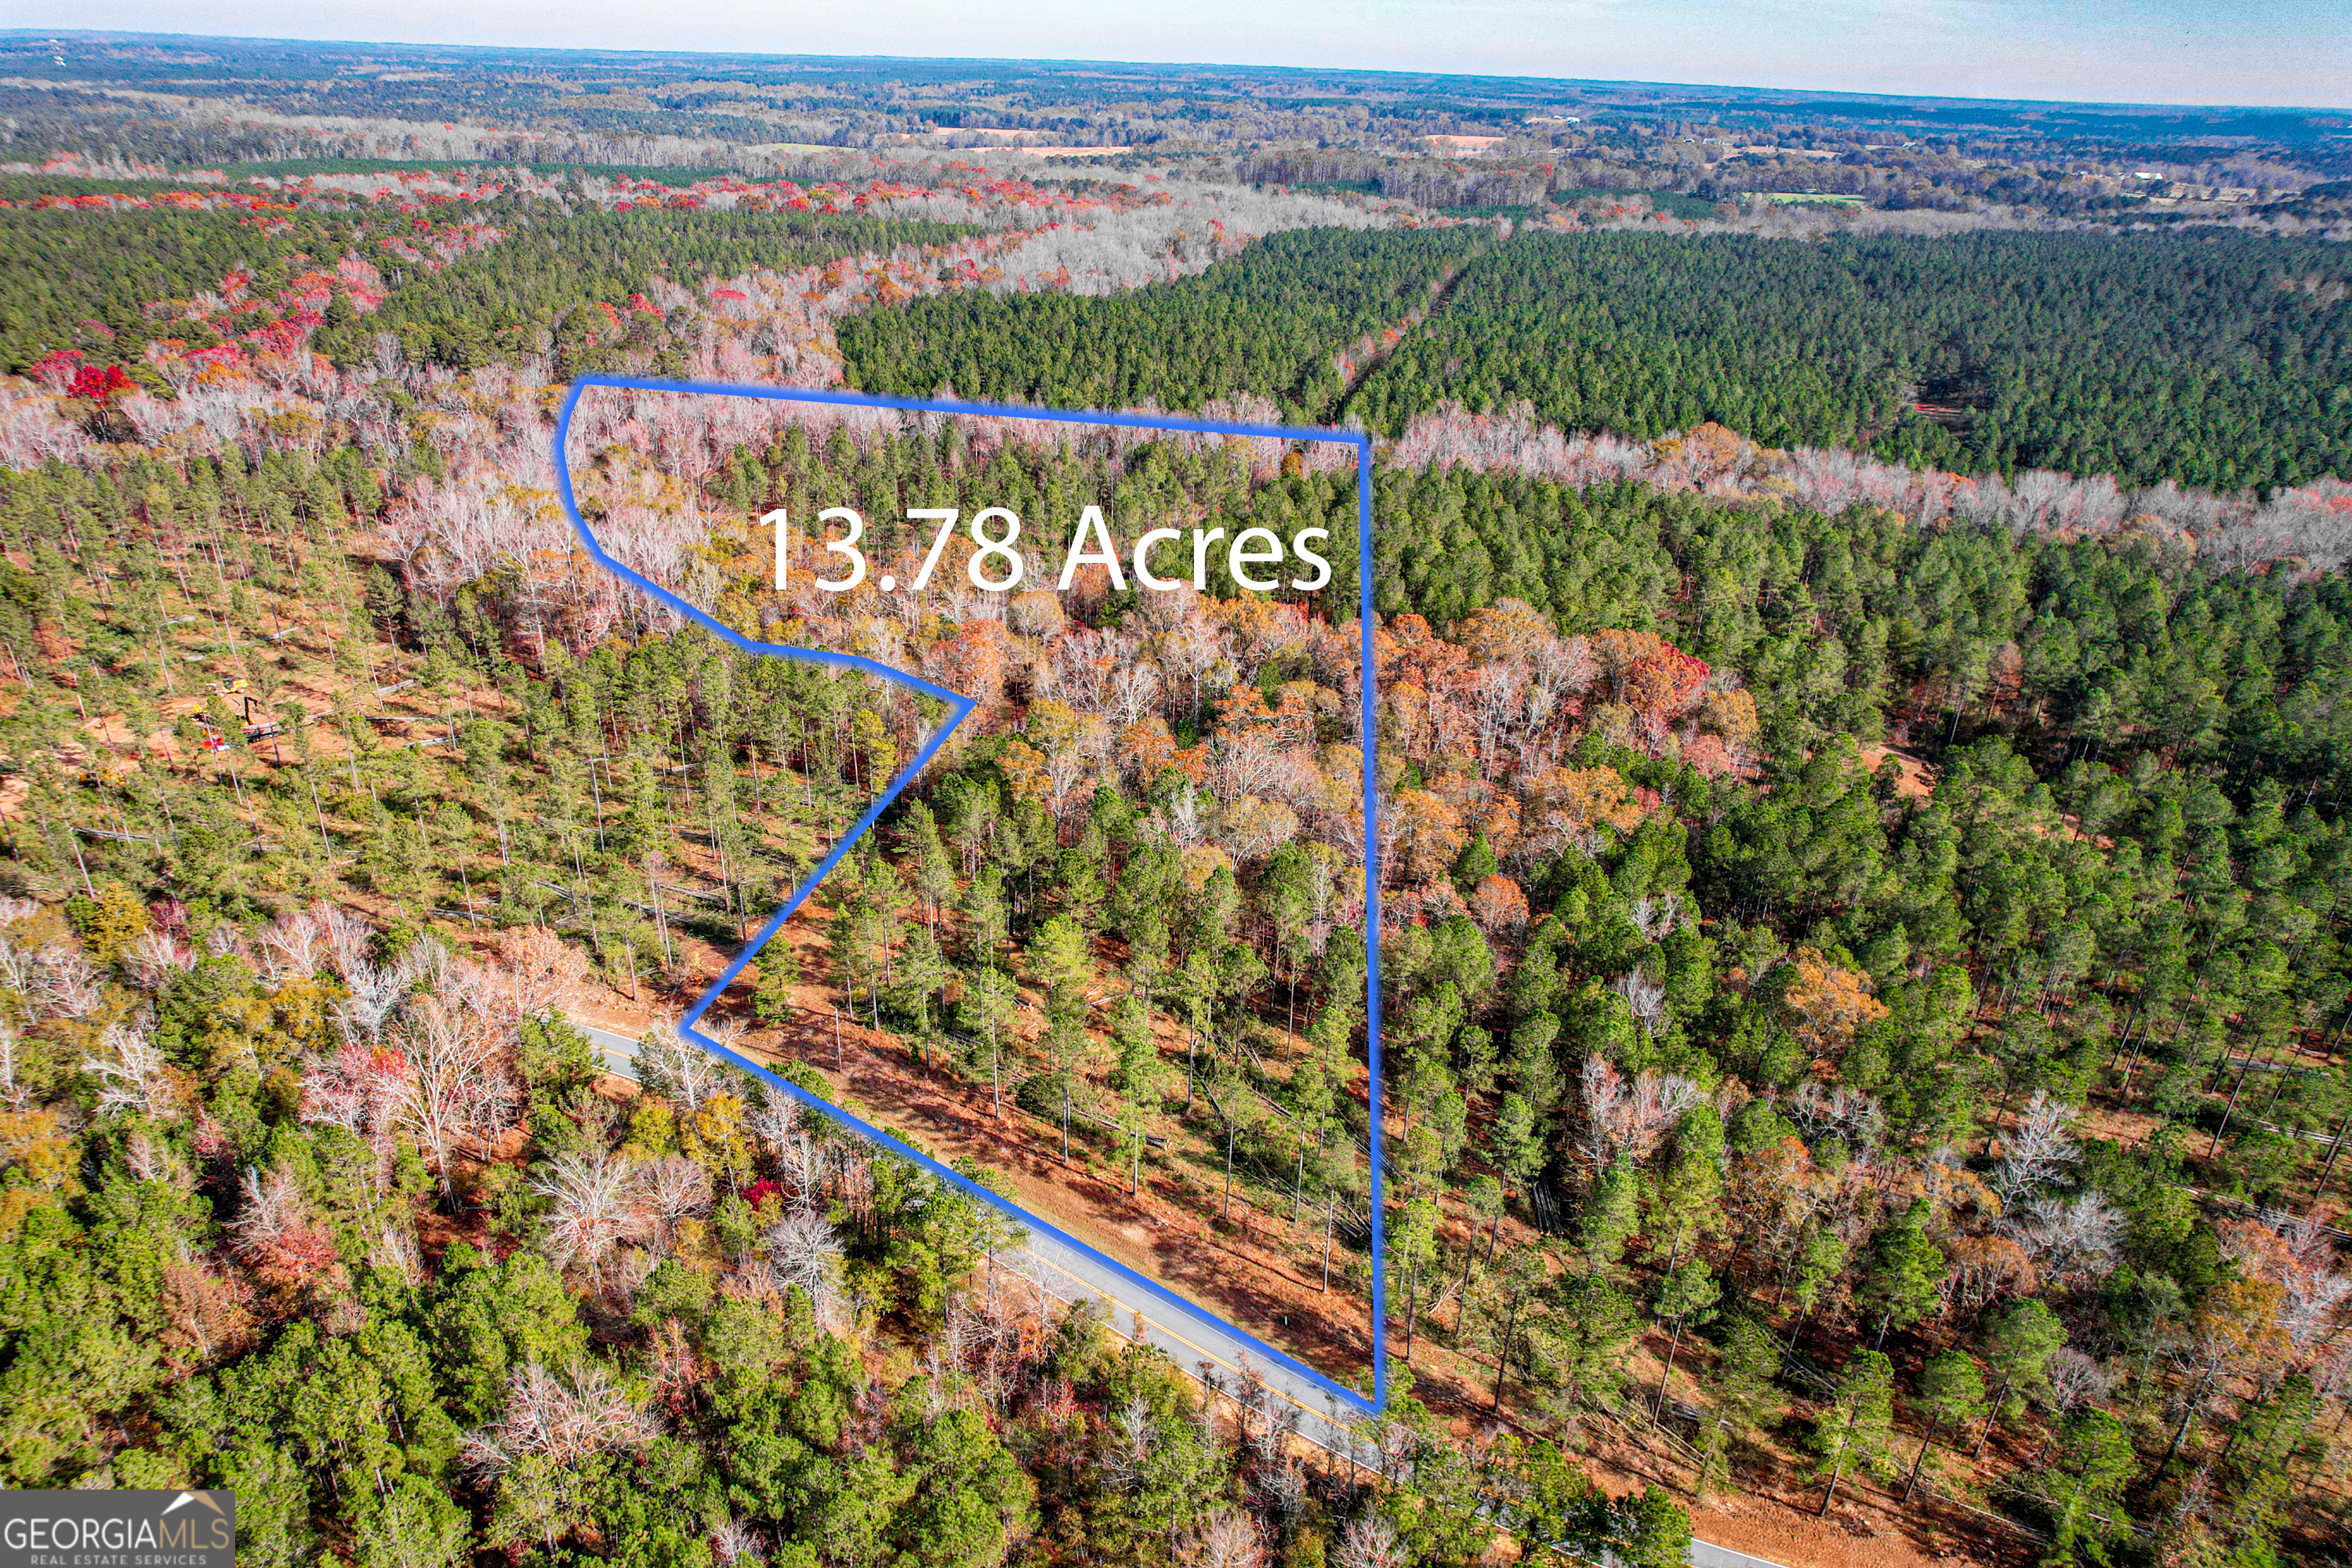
{"left": 67, "top": 365, "right": 134, "bottom": 401}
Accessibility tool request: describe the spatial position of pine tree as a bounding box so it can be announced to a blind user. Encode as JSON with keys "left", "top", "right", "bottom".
{"left": 1579, "top": 1159, "right": 1639, "bottom": 1271}
{"left": 2038, "top": 1411, "right": 2135, "bottom": 1565}
{"left": 1811, "top": 1348, "right": 1896, "bottom": 1516}
{"left": 1904, "top": 1348, "right": 1987, "bottom": 1503}
{"left": 1705, "top": 1312, "right": 1786, "bottom": 1497}
{"left": 1857, "top": 1200, "right": 1943, "bottom": 1346}
{"left": 753, "top": 939, "right": 803, "bottom": 1025}
{"left": 1975, "top": 1298, "right": 2067, "bottom": 1455}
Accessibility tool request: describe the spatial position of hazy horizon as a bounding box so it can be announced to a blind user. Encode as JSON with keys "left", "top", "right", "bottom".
{"left": 11, "top": 2, "right": 2350, "bottom": 113}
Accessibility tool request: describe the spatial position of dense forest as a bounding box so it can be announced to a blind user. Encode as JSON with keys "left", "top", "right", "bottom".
{"left": 0, "top": 193, "right": 971, "bottom": 384}
{"left": 0, "top": 417, "right": 1710, "bottom": 1568}
{"left": 311, "top": 206, "right": 975, "bottom": 377}
{"left": 844, "top": 229, "right": 2352, "bottom": 492}
{"left": 834, "top": 228, "right": 1479, "bottom": 420}
{"left": 2, "top": 96, "right": 2352, "bottom": 1568}
{"left": 0, "top": 198, "right": 383, "bottom": 377}
{"left": 7, "top": 381, "right": 2352, "bottom": 1565}
{"left": 1350, "top": 232, "right": 2352, "bottom": 491}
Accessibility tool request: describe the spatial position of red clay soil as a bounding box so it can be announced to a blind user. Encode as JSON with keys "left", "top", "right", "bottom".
{"left": 1854, "top": 745, "right": 1933, "bottom": 803}
{"left": 564, "top": 926, "right": 1385, "bottom": 1387}
{"left": 1686, "top": 1495, "right": 2013, "bottom": 1568}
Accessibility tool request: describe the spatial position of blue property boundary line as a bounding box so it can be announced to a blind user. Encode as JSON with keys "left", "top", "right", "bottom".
{"left": 551, "top": 374, "right": 1386, "bottom": 1415}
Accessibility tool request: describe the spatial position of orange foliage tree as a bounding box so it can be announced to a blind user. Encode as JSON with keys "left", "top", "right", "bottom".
{"left": 1522, "top": 765, "right": 1648, "bottom": 858}
{"left": 1780, "top": 947, "right": 1889, "bottom": 1061}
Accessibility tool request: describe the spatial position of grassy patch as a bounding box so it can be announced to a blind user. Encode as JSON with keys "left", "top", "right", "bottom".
{"left": 1552, "top": 186, "right": 1719, "bottom": 219}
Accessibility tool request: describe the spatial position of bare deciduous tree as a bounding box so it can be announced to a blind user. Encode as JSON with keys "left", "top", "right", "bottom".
{"left": 533, "top": 1149, "right": 652, "bottom": 1290}
{"left": 299, "top": 1038, "right": 415, "bottom": 1153}
{"left": 27, "top": 942, "right": 103, "bottom": 1019}
{"left": 1178, "top": 1508, "right": 1263, "bottom": 1568}
{"left": 1780, "top": 1080, "right": 1886, "bottom": 1149}
{"left": 462, "top": 1360, "right": 657, "bottom": 1475}
{"left": 2002, "top": 1192, "right": 2124, "bottom": 1290}
{"left": 1611, "top": 967, "right": 1670, "bottom": 1037}
{"left": 639, "top": 1155, "right": 714, "bottom": 1255}
{"left": 1252, "top": 1458, "right": 1305, "bottom": 1523}
{"left": 744, "top": 1084, "right": 805, "bottom": 1154}
{"left": 763, "top": 1207, "right": 848, "bottom": 1330}
{"left": 1333, "top": 1511, "right": 1406, "bottom": 1568}
{"left": 638, "top": 1023, "right": 726, "bottom": 1116}
{"left": 1103, "top": 1392, "right": 1158, "bottom": 1490}
{"left": 333, "top": 937, "right": 434, "bottom": 1045}
{"left": 229, "top": 1161, "right": 343, "bottom": 1298}
{"left": 707, "top": 1518, "right": 765, "bottom": 1566}
{"left": 397, "top": 993, "right": 520, "bottom": 1206}
{"left": 83, "top": 1022, "right": 176, "bottom": 1121}
{"left": 2042, "top": 1347, "right": 2114, "bottom": 1413}
{"left": 495, "top": 926, "right": 588, "bottom": 1022}
{"left": 123, "top": 927, "right": 196, "bottom": 989}
{"left": 1574, "top": 1054, "right": 1700, "bottom": 1170}
{"left": 257, "top": 901, "right": 354, "bottom": 985}
{"left": 1993, "top": 1091, "right": 2080, "bottom": 1203}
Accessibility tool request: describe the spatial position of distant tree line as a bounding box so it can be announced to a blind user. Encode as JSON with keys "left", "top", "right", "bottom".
{"left": 844, "top": 227, "right": 2352, "bottom": 493}
{"left": 837, "top": 227, "right": 1479, "bottom": 421}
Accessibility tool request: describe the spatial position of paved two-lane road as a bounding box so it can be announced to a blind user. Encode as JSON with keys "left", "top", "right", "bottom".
{"left": 581, "top": 1023, "right": 1792, "bottom": 1568}
{"left": 583, "top": 1022, "right": 644, "bottom": 1083}
{"left": 1009, "top": 1230, "right": 1793, "bottom": 1568}
{"left": 582, "top": 1029, "right": 1370, "bottom": 1441}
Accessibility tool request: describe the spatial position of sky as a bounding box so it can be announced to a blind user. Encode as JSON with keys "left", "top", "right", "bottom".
{"left": 20, "top": 0, "right": 2351, "bottom": 111}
